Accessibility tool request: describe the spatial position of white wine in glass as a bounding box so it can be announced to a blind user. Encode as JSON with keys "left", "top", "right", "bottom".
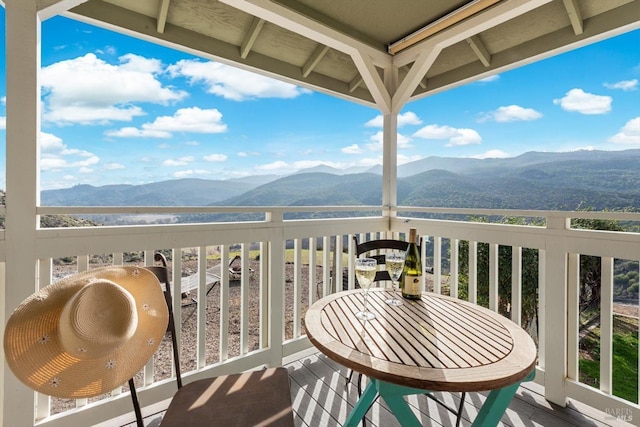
{"left": 355, "top": 258, "right": 376, "bottom": 321}
{"left": 384, "top": 252, "right": 405, "bottom": 306}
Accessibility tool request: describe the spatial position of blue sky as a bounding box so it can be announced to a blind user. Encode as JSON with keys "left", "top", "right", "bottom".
{"left": 0, "top": 11, "right": 638, "bottom": 190}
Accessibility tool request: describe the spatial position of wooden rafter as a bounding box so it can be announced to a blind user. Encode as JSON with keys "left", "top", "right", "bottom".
{"left": 402, "top": 65, "right": 426, "bottom": 89}
{"left": 241, "top": 17, "right": 265, "bottom": 59}
{"left": 37, "top": 0, "right": 88, "bottom": 20}
{"left": 562, "top": 0, "right": 584, "bottom": 35}
{"left": 467, "top": 35, "right": 491, "bottom": 67}
{"left": 157, "top": 0, "right": 171, "bottom": 34}
{"left": 302, "top": 45, "right": 329, "bottom": 78}
{"left": 349, "top": 75, "right": 363, "bottom": 93}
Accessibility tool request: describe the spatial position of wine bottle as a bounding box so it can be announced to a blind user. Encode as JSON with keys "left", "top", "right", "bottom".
{"left": 402, "top": 228, "right": 423, "bottom": 300}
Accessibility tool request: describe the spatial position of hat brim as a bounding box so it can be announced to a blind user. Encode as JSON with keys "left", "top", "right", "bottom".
{"left": 3, "top": 266, "right": 169, "bottom": 399}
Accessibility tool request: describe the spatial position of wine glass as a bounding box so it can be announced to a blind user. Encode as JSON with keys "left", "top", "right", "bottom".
{"left": 384, "top": 252, "right": 406, "bottom": 306}
{"left": 354, "top": 257, "right": 376, "bottom": 321}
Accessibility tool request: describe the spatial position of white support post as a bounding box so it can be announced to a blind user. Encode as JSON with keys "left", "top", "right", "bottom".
{"left": 171, "top": 248, "right": 183, "bottom": 377}
{"left": 600, "top": 257, "right": 614, "bottom": 394}
{"left": 3, "top": 1, "right": 42, "bottom": 426}
{"left": 268, "top": 212, "right": 285, "bottom": 366}
{"left": 197, "top": 246, "right": 207, "bottom": 368}
{"left": 335, "top": 235, "right": 344, "bottom": 290}
{"left": 382, "top": 111, "right": 398, "bottom": 223}
{"left": 511, "top": 246, "right": 522, "bottom": 325}
{"left": 450, "top": 239, "right": 459, "bottom": 299}
{"left": 220, "top": 245, "right": 230, "bottom": 362}
{"left": 489, "top": 243, "right": 499, "bottom": 312}
{"left": 433, "top": 236, "right": 442, "bottom": 294}
{"left": 259, "top": 242, "right": 269, "bottom": 349}
{"left": 36, "top": 259, "right": 53, "bottom": 418}
{"left": 240, "top": 243, "right": 250, "bottom": 354}
{"left": 293, "top": 239, "right": 302, "bottom": 339}
{"left": 469, "top": 241, "right": 478, "bottom": 304}
{"left": 322, "top": 236, "right": 331, "bottom": 296}
{"left": 544, "top": 216, "right": 570, "bottom": 406}
{"left": 567, "top": 253, "right": 580, "bottom": 380}
{"left": 308, "top": 237, "right": 317, "bottom": 304}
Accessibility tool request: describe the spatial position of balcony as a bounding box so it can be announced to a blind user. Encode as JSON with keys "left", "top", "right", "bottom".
{"left": 2, "top": 1, "right": 639, "bottom": 426}
{"left": 2, "top": 205, "right": 638, "bottom": 426}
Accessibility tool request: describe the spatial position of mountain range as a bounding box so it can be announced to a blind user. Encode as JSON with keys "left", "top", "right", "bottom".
{"left": 41, "top": 149, "right": 640, "bottom": 214}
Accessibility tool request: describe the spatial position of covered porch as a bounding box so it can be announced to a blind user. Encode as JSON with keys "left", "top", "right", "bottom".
{"left": 2, "top": 1, "right": 640, "bottom": 426}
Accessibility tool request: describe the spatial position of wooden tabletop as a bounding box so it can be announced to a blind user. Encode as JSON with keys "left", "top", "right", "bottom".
{"left": 305, "top": 289, "right": 537, "bottom": 392}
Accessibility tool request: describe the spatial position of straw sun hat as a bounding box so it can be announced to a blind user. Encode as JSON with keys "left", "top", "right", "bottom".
{"left": 3, "top": 266, "right": 169, "bottom": 399}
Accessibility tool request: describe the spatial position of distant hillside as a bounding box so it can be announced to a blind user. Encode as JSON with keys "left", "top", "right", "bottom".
{"left": 213, "top": 150, "right": 640, "bottom": 211}
{"left": 35, "top": 150, "right": 640, "bottom": 219}
{"left": 41, "top": 178, "right": 258, "bottom": 206}
{"left": 395, "top": 148, "right": 640, "bottom": 177}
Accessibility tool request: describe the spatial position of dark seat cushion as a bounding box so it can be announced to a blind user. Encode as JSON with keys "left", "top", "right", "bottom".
{"left": 159, "top": 367, "right": 294, "bottom": 427}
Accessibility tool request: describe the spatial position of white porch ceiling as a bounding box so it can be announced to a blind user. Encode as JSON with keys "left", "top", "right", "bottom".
{"left": 54, "top": 0, "right": 640, "bottom": 111}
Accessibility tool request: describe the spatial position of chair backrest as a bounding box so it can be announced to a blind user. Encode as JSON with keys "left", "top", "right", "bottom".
{"left": 353, "top": 236, "right": 409, "bottom": 283}
{"left": 129, "top": 253, "right": 182, "bottom": 427}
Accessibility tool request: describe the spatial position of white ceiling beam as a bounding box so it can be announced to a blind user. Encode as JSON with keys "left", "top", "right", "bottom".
{"left": 394, "top": 0, "right": 553, "bottom": 68}
{"left": 240, "top": 17, "right": 265, "bottom": 59}
{"left": 349, "top": 75, "right": 363, "bottom": 93}
{"left": 351, "top": 52, "right": 391, "bottom": 113}
{"left": 302, "top": 45, "right": 329, "bottom": 78}
{"left": 401, "top": 65, "right": 426, "bottom": 89}
{"left": 392, "top": 46, "right": 441, "bottom": 113}
{"left": 390, "top": 0, "right": 553, "bottom": 111}
{"left": 37, "top": 0, "right": 88, "bottom": 20}
{"left": 467, "top": 35, "right": 491, "bottom": 67}
{"left": 562, "top": 0, "right": 584, "bottom": 35}
{"left": 219, "top": 0, "right": 391, "bottom": 67}
{"left": 156, "top": 0, "right": 171, "bottom": 34}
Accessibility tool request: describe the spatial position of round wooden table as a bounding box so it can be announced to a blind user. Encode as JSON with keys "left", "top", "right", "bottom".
{"left": 305, "top": 288, "right": 537, "bottom": 426}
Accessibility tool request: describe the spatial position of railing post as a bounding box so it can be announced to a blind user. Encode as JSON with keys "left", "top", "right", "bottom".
{"left": 3, "top": 1, "right": 42, "bottom": 426}
{"left": 267, "top": 210, "right": 285, "bottom": 366}
{"left": 544, "top": 215, "right": 570, "bottom": 406}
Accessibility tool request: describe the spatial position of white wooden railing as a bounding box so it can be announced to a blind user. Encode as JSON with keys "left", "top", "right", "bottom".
{"left": 1, "top": 206, "right": 638, "bottom": 426}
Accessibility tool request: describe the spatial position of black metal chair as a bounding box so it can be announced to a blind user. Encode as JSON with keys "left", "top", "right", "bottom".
{"left": 128, "top": 253, "right": 294, "bottom": 427}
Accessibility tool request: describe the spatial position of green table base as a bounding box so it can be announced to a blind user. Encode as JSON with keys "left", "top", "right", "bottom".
{"left": 343, "top": 370, "right": 535, "bottom": 427}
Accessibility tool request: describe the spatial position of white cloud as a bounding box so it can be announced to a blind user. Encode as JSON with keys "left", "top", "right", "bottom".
{"left": 40, "top": 131, "right": 100, "bottom": 171}
{"left": 106, "top": 107, "right": 227, "bottom": 138}
{"left": 255, "top": 160, "right": 289, "bottom": 172}
{"left": 0, "top": 116, "right": 5, "bottom": 129}
{"left": 478, "top": 105, "right": 542, "bottom": 122}
{"left": 608, "top": 117, "right": 640, "bottom": 146}
{"left": 41, "top": 53, "right": 187, "bottom": 124}
{"left": 412, "top": 124, "right": 482, "bottom": 146}
{"left": 469, "top": 149, "right": 511, "bottom": 159}
{"left": 173, "top": 169, "right": 211, "bottom": 178}
{"left": 163, "top": 156, "right": 195, "bottom": 166}
{"left": 168, "top": 59, "right": 310, "bottom": 101}
{"left": 365, "top": 131, "right": 413, "bottom": 151}
{"left": 604, "top": 79, "right": 638, "bottom": 91}
{"left": 342, "top": 144, "right": 363, "bottom": 154}
{"left": 364, "top": 111, "right": 422, "bottom": 128}
{"left": 105, "top": 163, "right": 125, "bottom": 170}
{"left": 203, "top": 153, "right": 228, "bottom": 162}
{"left": 553, "top": 88, "right": 612, "bottom": 114}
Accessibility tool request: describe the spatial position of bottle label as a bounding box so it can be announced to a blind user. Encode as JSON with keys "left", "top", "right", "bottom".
{"left": 403, "top": 274, "right": 423, "bottom": 296}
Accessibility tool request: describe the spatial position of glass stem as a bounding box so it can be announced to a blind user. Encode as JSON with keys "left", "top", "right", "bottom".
{"left": 363, "top": 289, "right": 369, "bottom": 312}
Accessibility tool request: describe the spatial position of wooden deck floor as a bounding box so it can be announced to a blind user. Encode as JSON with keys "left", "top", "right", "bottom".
{"left": 287, "top": 350, "right": 632, "bottom": 427}
{"left": 125, "top": 349, "right": 633, "bottom": 427}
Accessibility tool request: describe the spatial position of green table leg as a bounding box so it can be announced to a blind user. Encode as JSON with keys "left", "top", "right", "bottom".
{"left": 472, "top": 370, "right": 536, "bottom": 427}
{"left": 343, "top": 378, "right": 426, "bottom": 427}
{"left": 343, "top": 380, "right": 378, "bottom": 427}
